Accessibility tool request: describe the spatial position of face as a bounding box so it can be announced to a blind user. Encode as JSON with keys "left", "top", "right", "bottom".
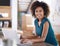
{"left": 35, "top": 7, "right": 44, "bottom": 20}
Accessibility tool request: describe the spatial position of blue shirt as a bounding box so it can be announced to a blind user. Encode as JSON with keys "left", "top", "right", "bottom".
{"left": 34, "top": 17, "right": 58, "bottom": 46}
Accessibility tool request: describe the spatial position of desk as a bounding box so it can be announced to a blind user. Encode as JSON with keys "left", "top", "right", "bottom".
{"left": 20, "top": 35, "right": 54, "bottom": 46}
{"left": 32, "top": 42, "right": 54, "bottom": 46}
{"left": 0, "top": 38, "right": 54, "bottom": 46}
{"left": 17, "top": 42, "right": 54, "bottom": 46}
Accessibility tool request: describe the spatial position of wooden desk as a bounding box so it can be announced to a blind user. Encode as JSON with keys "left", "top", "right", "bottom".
{"left": 21, "top": 35, "right": 54, "bottom": 46}
{"left": 17, "top": 42, "right": 54, "bottom": 46}
{"left": 0, "top": 38, "right": 54, "bottom": 46}
{"left": 32, "top": 42, "right": 54, "bottom": 46}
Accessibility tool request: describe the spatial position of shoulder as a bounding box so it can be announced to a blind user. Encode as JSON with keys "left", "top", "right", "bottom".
{"left": 34, "top": 19, "right": 38, "bottom": 22}
{"left": 42, "top": 17, "right": 50, "bottom": 24}
{"left": 43, "top": 21, "right": 49, "bottom": 28}
{"left": 34, "top": 19, "right": 38, "bottom": 24}
{"left": 44, "top": 21, "right": 49, "bottom": 25}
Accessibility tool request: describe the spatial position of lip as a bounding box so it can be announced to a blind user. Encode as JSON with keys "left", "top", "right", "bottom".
{"left": 37, "top": 14, "right": 42, "bottom": 16}
{"left": 37, "top": 15, "right": 42, "bottom": 17}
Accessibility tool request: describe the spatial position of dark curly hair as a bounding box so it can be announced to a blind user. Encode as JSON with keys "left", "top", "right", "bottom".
{"left": 30, "top": 1, "right": 50, "bottom": 17}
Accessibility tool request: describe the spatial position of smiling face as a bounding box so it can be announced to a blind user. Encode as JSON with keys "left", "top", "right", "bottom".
{"left": 35, "top": 7, "right": 44, "bottom": 21}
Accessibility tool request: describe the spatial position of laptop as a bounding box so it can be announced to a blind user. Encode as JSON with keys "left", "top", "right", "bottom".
{"left": 2, "top": 29, "right": 21, "bottom": 44}
{"left": 2, "top": 29, "right": 32, "bottom": 46}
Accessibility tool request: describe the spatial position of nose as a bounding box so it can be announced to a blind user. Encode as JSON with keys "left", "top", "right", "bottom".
{"left": 37, "top": 12, "right": 41, "bottom": 16}
{"left": 37, "top": 12, "right": 41, "bottom": 15}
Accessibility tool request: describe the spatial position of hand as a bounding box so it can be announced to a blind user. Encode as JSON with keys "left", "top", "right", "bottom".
{"left": 21, "top": 39, "right": 30, "bottom": 43}
{"left": 23, "top": 39, "right": 29, "bottom": 43}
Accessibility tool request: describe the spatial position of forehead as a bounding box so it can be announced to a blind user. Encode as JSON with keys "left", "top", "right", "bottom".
{"left": 35, "top": 7, "right": 43, "bottom": 10}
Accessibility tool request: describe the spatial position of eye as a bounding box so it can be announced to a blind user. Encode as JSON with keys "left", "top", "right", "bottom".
{"left": 39, "top": 10, "right": 42, "bottom": 12}
{"left": 35, "top": 10, "right": 38, "bottom": 12}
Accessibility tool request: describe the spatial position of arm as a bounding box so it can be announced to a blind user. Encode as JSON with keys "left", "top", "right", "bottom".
{"left": 30, "top": 21, "right": 49, "bottom": 43}
{"left": 21, "top": 35, "right": 38, "bottom": 39}
{"left": 22, "top": 26, "right": 38, "bottom": 39}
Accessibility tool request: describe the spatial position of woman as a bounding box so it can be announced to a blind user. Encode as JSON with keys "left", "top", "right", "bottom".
{"left": 22, "top": 1, "right": 58, "bottom": 46}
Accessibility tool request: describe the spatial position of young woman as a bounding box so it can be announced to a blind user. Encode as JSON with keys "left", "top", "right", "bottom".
{"left": 22, "top": 1, "right": 58, "bottom": 46}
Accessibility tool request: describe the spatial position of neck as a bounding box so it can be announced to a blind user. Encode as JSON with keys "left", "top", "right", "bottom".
{"left": 38, "top": 17, "right": 45, "bottom": 22}
{"left": 38, "top": 19, "right": 41, "bottom": 22}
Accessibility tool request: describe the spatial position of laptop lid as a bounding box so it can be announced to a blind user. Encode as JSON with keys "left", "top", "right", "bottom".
{"left": 2, "top": 29, "right": 20, "bottom": 44}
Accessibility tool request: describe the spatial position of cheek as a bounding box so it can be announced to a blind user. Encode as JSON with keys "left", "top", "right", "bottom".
{"left": 41, "top": 12, "right": 44, "bottom": 17}
{"left": 42, "top": 12, "right": 44, "bottom": 16}
{"left": 35, "top": 12, "right": 37, "bottom": 15}
{"left": 35, "top": 13, "right": 38, "bottom": 17}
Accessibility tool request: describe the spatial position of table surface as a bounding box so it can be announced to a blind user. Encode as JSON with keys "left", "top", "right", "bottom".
{"left": 0, "top": 38, "right": 54, "bottom": 46}
{"left": 32, "top": 42, "right": 54, "bottom": 46}
{"left": 17, "top": 42, "right": 54, "bottom": 46}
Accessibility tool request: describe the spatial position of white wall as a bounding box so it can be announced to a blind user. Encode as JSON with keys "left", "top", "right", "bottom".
{"left": 52, "top": 25, "right": 60, "bottom": 34}
{"left": 11, "top": 0, "right": 18, "bottom": 30}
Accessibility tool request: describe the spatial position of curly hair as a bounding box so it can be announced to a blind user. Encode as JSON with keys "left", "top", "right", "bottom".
{"left": 30, "top": 1, "right": 50, "bottom": 17}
